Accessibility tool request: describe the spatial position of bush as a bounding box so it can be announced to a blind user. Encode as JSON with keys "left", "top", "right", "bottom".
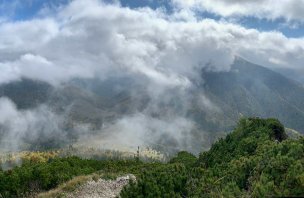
{"left": 169, "top": 151, "right": 197, "bottom": 167}
{"left": 122, "top": 118, "right": 304, "bottom": 197}
{"left": 1, "top": 118, "right": 303, "bottom": 197}
{"left": 0, "top": 157, "right": 143, "bottom": 197}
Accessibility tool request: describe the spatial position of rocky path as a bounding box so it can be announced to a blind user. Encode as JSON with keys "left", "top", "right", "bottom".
{"left": 65, "top": 174, "right": 135, "bottom": 198}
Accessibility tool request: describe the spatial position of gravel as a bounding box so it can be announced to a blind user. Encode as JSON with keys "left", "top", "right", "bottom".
{"left": 65, "top": 174, "right": 136, "bottom": 198}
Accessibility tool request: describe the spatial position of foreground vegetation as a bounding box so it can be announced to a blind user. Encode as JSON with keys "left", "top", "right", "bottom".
{"left": 0, "top": 118, "right": 303, "bottom": 197}
{"left": 122, "top": 118, "right": 304, "bottom": 197}
{"left": 0, "top": 157, "right": 163, "bottom": 197}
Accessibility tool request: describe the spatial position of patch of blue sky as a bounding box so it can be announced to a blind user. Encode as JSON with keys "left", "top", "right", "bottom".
{"left": 0, "top": 0, "right": 70, "bottom": 21}
{"left": 0, "top": 0, "right": 302, "bottom": 38}
{"left": 113, "top": 0, "right": 304, "bottom": 38}
{"left": 237, "top": 16, "right": 304, "bottom": 38}
{"left": 119, "top": 0, "right": 171, "bottom": 10}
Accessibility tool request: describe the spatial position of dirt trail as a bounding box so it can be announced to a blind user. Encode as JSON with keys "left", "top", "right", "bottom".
{"left": 65, "top": 174, "right": 135, "bottom": 198}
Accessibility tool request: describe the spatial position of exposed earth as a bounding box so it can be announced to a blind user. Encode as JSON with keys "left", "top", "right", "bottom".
{"left": 65, "top": 174, "right": 135, "bottom": 198}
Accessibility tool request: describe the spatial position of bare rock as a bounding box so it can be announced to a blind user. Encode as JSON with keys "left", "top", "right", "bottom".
{"left": 65, "top": 174, "right": 135, "bottom": 198}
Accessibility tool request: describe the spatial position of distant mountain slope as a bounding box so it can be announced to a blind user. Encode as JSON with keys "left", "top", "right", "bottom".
{"left": 1, "top": 58, "right": 304, "bottom": 152}
{"left": 0, "top": 79, "right": 52, "bottom": 109}
{"left": 202, "top": 58, "right": 304, "bottom": 133}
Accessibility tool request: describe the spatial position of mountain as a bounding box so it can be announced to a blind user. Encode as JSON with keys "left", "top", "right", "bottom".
{"left": 63, "top": 58, "right": 304, "bottom": 136}
{"left": 0, "top": 79, "right": 53, "bottom": 109}
{"left": 201, "top": 58, "right": 304, "bottom": 133}
{"left": 1, "top": 58, "right": 304, "bottom": 152}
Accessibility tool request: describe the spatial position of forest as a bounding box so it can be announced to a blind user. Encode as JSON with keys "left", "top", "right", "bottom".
{"left": 0, "top": 117, "right": 303, "bottom": 197}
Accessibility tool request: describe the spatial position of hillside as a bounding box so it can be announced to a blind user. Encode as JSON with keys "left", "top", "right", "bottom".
{"left": 1, "top": 59, "right": 304, "bottom": 153}
{"left": 121, "top": 117, "right": 304, "bottom": 197}
{"left": 0, "top": 79, "right": 52, "bottom": 109}
{"left": 0, "top": 118, "right": 303, "bottom": 197}
{"left": 202, "top": 58, "right": 304, "bottom": 133}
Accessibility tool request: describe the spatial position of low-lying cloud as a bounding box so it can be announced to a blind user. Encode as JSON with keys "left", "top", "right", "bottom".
{"left": 0, "top": 97, "right": 64, "bottom": 151}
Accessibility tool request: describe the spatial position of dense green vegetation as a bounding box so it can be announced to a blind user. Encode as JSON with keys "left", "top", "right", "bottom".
{"left": 121, "top": 118, "right": 304, "bottom": 197}
{"left": 0, "top": 157, "right": 160, "bottom": 197}
{"left": 0, "top": 117, "right": 303, "bottom": 197}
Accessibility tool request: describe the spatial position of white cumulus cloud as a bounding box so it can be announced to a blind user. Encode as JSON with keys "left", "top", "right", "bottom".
{"left": 0, "top": 0, "right": 303, "bottom": 87}
{"left": 172, "top": 0, "right": 304, "bottom": 22}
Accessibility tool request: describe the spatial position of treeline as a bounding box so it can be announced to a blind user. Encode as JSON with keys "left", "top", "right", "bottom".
{"left": 121, "top": 118, "right": 304, "bottom": 197}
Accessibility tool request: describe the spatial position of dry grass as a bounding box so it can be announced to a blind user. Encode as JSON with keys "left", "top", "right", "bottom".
{"left": 38, "top": 175, "right": 91, "bottom": 198}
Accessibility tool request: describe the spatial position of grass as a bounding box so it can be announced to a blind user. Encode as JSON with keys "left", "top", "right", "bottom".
{"left": 37, "top": 171, "right": 126, "bottom": 198}
{"left": 38, "top": 175, "right": 91, "bottom": 198}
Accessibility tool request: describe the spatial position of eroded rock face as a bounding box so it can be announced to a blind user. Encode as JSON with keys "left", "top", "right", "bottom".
{"left": 66, "top": 174, "right": 136, "bottom": 198}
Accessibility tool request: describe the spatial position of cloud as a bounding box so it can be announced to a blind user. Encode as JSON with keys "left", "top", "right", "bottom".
{"left": 0, "top": 0, "right": 302, "bottom": 88}
{"left": 0, "top": 0, "right": 304, "bottom": 153}
{"left": 0, "top": 96, "right": 100, "bottom": 152}
{"left": 0, "top": 0, "right": 236, "bottom": 87}
{"left": 195, "top": 20, "right": 304, "bottom": 71}
{"left": 71, "top": 112, "right": 201, "bottom": 155}
{"left": 172, "top": 0, "right": 304, "bottom": 22}
{"left": 0, "top": 97, "right": 65, "bottom": 151}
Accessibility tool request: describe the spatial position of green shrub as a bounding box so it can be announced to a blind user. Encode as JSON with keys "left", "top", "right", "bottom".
{"left": 1, "top": 118, "right": 303, "bottom": 198}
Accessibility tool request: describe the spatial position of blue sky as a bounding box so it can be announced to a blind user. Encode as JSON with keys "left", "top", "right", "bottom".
{"left": 0, "top": 0, "right": 303, "bottom": 38}
{"left": 238, "top": 17, "right": 304, "bottom": 38}
{"left": 120, "top": 0, "right": 304, "bottom": 38}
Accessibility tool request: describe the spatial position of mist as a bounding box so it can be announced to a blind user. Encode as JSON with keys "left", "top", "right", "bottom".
{"left": 0, "top": 0, "right": 304, "bottom": 155}
{"left": 0, "top": 97, "right": 63, "bottom": 151}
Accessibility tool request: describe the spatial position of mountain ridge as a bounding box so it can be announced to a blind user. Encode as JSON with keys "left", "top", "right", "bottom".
{"left": 1, "top": 59, "right": 304, "bottom": 153}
